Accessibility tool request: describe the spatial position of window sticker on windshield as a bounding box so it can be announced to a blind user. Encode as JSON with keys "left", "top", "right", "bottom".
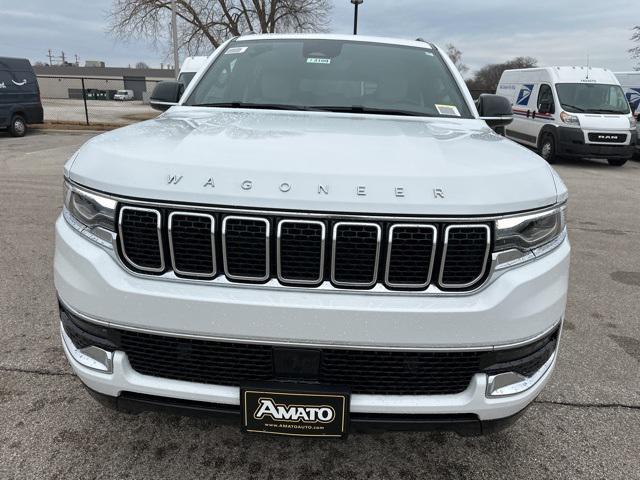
{"left": 225, "top": 46, "right": 248, "bottom": 55}
{"left": 424, "top": 51, "right": 434, "bottom": 57}
{"left": 435, "top": 104, "right": 461, "bottom": 116}
{"left": 307, "top": 58, "right": 331, "bottom": 65}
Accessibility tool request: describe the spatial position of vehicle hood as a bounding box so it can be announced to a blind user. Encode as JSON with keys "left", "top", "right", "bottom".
{"left": 67, "top": 107, "right": 560, "bottom": 215}
{"left": 575, "top": 113, "right": 632, "bottom": 131}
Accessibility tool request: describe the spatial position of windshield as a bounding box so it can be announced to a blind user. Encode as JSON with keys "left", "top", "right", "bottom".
{"left": 116, "top": 90, "right": 127, "bottom": 94}
{"left": 178, "top": 72, "right": 197, "bottom": 87}
{"left": 556, "top": 83, "right": 630, "bottom": 114}
{"left": 185, "top": 39, "right": 472, "bottom": 118}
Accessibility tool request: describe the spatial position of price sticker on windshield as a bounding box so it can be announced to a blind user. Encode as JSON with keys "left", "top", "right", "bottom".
{"left": 307, "top": 58, "right": 331, "bottom": 65}
{"left": 225, "top": 46, "right": 248, "bottom": 55}
{"left": 435, "top": 104, "right": 461, "bottom": 116}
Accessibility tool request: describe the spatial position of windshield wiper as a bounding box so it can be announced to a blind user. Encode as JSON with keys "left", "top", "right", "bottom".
{"left": 560, "top": 104, "right": 585, "bottom": 112}
{"left": 587, "top": 108, "right": 627, "bottom": 114}
{"left": 310, "top": 105, "right": 435, "bottom": 117}
{"left": 190, "top": 102, "right": 311, "bottom": 111}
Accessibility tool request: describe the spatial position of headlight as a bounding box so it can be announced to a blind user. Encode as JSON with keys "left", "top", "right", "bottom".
{"left": 494, "top": 204, "right": 567, "bottom": 268}
{"left": 63, "top": 180, "right": 116, "bottom": 247}
{"left": 560, "top": 111, "right": 580, "bottom": 126}
{"left": 630, "top": 115, "right": 638, "bottom": 130}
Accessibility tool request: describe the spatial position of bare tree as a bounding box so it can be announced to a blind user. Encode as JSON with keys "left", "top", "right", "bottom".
{"left": 630, "top": 25, "right": 640, "bottom": 70}
{"left": 445, "top": 44, "right": 469, "bottom": 76}
{"left": 108, "top": 0, "right": 332, "bottom": 55}
{"left": 467, "top": 57, "right": 538, "bottom": 93}
{"left": 135, "top": 61, "right": 150, "bottom": 68}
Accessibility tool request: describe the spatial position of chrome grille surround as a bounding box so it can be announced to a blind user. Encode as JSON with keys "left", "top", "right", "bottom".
{"left": 276, "top": 219, "right": 326, "bottom": 286}
{"left": 118, "top": 206, "right": 165, "bottom": 273}
{"left": 385, "top": 224, "right": 438, "bottom": 289}
{"left": 331, "top": 222, "right": 382, "bottom": 288}
{"left": 221, "top": 215, "right": 270, "bottom": 282}
{"left": 167, "top": 211, "right": 216, "bottom": 278}
{"left": 439, "top": 224, "right": 491, "bottom": 289}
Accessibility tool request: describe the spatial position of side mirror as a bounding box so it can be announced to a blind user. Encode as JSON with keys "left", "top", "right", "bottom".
{"left": 539, "top": 101, "right": 553, "bottom": 115}
{"left": 476, "top": 94, "right": 513, "bottom": 129}
{"left": 150, "top": 81, "right": 184, "bottom": 111}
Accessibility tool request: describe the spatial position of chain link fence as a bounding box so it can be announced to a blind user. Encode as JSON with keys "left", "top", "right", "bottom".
{"left": 37, "top": 75, "right": 163, "bottom": 126}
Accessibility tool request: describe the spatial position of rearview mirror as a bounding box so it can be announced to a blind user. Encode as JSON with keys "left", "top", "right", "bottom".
{"left": 150, "top": 81, "right": 184, "bottom": 111}
{"left": 476, "top": 94, "right": 513, "bottom": 130}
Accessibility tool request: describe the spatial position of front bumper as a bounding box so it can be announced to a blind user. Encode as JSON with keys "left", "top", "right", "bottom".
{"left": 55, "top": 213, "right": 568, "bottom": 428}
{"left": 556, "top": 127, "right": 637, "bottom": 159}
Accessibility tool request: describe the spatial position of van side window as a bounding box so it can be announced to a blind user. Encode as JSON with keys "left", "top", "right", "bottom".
{"left": 537, "top": 84, "right": 555, "bottom": 113}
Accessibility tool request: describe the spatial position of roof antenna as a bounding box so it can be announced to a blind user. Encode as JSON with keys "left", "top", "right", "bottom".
{"left": 586, "top": 53, "right": 590, "bottom": 79}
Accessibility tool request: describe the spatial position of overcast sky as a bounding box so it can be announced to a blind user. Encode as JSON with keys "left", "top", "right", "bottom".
{"left": 0, "top": 0, "right": 638, "bottom": 74}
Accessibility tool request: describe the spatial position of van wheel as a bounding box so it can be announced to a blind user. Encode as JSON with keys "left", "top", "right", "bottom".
{"left": 9, "top": 115, "right": 27, "bottom": 137}
{"left": 607, "top": 158, "right": 627, "bottom": 167}
{"left": 539, "top": 134, "right": 556, "bottom": 164}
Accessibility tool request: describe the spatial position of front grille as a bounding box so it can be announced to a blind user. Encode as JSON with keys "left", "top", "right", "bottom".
{"left": 588, "top": 133, "right": 627, "bottom": 144}
{"left": 117, "top": 204, "right": 493, "bottom": 292}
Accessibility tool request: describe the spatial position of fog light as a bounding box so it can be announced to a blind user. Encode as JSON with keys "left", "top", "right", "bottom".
{"left": 486, "top": 352, "right": 555, "bottom": 397}
{"left": 61, "top": 323, "right": 114, "bottom": 373}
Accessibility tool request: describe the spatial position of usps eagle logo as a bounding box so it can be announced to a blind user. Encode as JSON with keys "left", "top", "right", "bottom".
{"left": 516, "top": 84, "right": 534, "bottom": 106}
{"left": 626, "top": 88, "right": 640, "bottom": 113}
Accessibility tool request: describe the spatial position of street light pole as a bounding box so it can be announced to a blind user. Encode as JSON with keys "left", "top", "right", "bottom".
{"left": 351, "top": 0, "right": 363, "bottom": 35}
{"left": 171, "top": 0, "right": 179, "bottom": 79}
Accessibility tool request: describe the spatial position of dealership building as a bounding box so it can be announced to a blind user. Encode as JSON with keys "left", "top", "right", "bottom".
{"left": 33, "top": 65, "right": 175, "bottom": 101}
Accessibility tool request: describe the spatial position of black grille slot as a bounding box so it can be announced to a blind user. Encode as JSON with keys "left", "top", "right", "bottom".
{"left": 440, "top": 225, "right": 490, "bottom": 287}
{"left": 169, "top": 213, "right": 215, "bottom": 277}
{"left": 588, "top": 133, "right": 627, "bottom": 144}
{"left": 223, "top": 216, "right": 269, "bottom": 281}
{"left": 320, "top": 349, "right": 482, "bottom": 395}
{"left": 120, "top": 331, "right": 274, "bottom": 386}
{"left": 332, "top": 223, "right": 381, "bottom": 286}
{"left": 278, "top": 220, "right": 325, "bottom": 284}
{"left": 119, "top": 207, "right": 163, "bottom": 271}
{"left": 386, "top": 225, "right": 436, "bottom": 288}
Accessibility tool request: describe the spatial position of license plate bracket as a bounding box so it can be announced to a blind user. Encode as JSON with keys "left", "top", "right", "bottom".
{"left": 240, "top": 384, "right": 350, "bottom": 438}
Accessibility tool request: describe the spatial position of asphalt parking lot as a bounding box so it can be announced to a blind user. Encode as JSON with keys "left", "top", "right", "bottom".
{"left": 0, "top": 130, "right": 639, "bottom": 480}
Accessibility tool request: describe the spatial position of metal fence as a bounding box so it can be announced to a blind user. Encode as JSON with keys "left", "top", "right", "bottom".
{"left": 37, "top": 75, "right": 163, "bottom": 126}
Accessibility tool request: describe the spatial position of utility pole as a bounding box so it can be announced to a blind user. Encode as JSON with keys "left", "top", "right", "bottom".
{"left": 351, "top": 0, "right": 364, "bottom": 35}
{"left": 47, "top": 49, "right": 54, "bottom": 65}
{"left": 171, "top": 0, "right": 179, "bottom": 79}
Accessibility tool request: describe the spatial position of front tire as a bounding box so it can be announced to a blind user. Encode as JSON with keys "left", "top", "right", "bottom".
{"left": 607, "top": 158, "right": 627, "bottom": 167}
{"left": 539, "top": 134, "right": 556, "bottom": 164}
{"left": 9, "top": 115, "right": 27, "bottom": 137}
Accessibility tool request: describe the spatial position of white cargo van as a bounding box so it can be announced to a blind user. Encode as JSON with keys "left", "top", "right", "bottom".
{"left": 178, "top": 56, "right": 209, "bottom": 88}
{"left": 614, "top": 71, "right": 640, "bottom": 156}
{"left": 497, "top": 67, "right": 637, "bottom": 165}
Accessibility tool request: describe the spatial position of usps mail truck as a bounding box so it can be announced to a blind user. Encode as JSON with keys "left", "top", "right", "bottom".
{"left": 614, "top": 71, "right": 640, "bottom": 157}
{"left": 497, "top": 67, "right": 637, "bottom": 165}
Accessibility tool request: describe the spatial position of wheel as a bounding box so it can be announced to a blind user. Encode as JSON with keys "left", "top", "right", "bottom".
{"left": 9, "top": 115, "right": 27, "bottom": 137}
{"left": 607, "top": 158, "right": 627, "bottom": 167}
{"left": 539, "top": 134, "right": 556, "bottom": 164}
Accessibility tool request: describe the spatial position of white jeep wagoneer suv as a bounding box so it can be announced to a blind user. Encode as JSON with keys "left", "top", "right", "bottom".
{"left": 55, "top": 34, "right": 570, "bottom": 438}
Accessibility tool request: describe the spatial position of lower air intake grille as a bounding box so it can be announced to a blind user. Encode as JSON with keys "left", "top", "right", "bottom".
{"left": 222, "top": 217, "right": 269, "bottom": 281}
{"left": 119, "top": 207, "right": 163, "bottom": 272}
{"left": 440, "top": 225, "right": 490, "bottom": 288}
{"left": 169, "top": 213, "right": 215, "bottom": 277}
{"left": 332, "top": 223, "right": 381, "bottom": 286}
